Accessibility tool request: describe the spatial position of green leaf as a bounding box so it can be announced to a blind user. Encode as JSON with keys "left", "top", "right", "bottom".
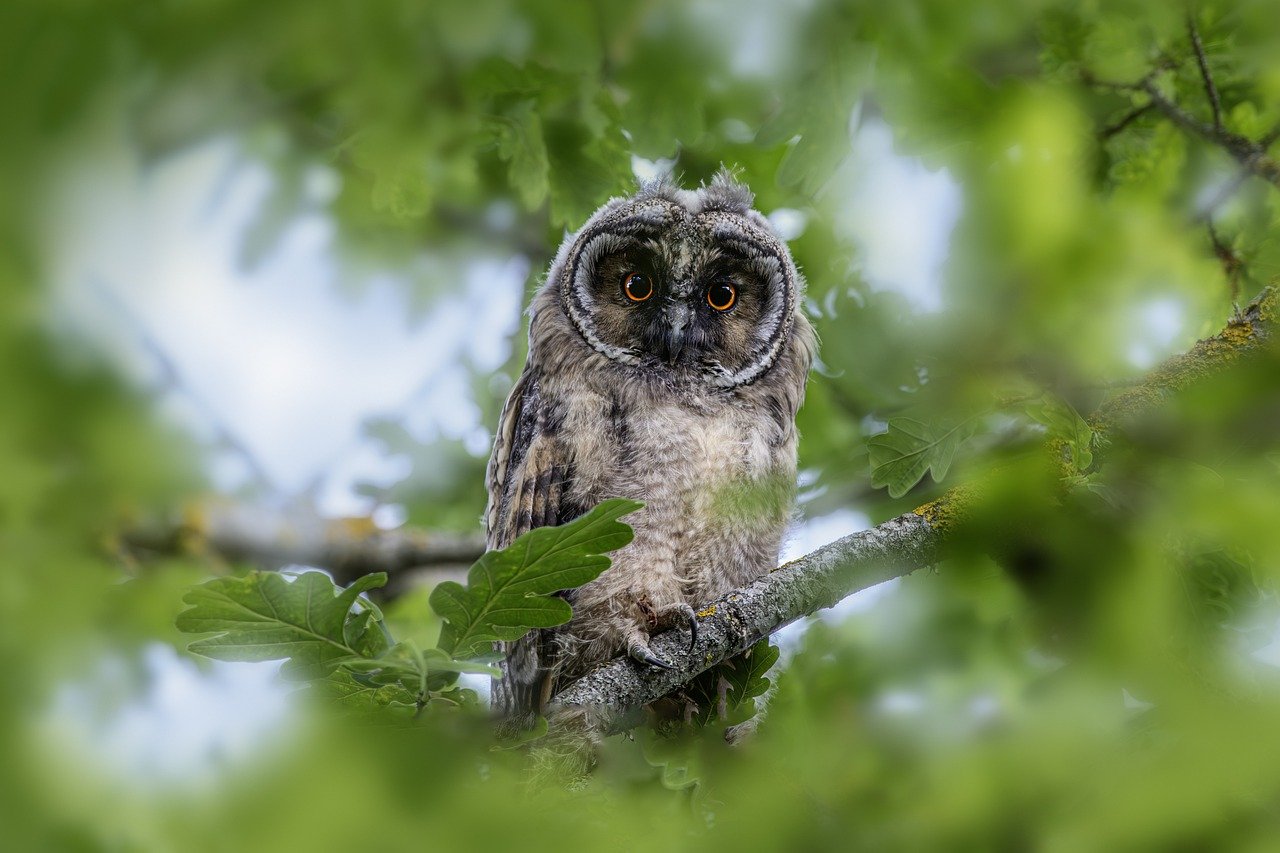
{"left": 725, "top": 640, "right": 781, "bottom": 705}
{"left": 759, "top": 46, "right": 865, "bottom": 194}
{"left": 430, "top": 498, "right": 642, "bottom": 658}
{"left": 1027, "top": 394, "right": 1094, "bottom": 472}
{"left": 486, "top": 98, "right": 549, "bottom": 209}
{"left": 868, "top": 418, "right": 973, "bottom": 498}
{"left": 683, "top": 639, "right": 781, "bottom": 727}
{"left": 314, "top": 668, "right": 420, "bottom": 719}
{"left": 176, "top": 571, "right": 388, "bottom": 679}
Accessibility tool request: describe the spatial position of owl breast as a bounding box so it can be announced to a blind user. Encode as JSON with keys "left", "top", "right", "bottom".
{"left": 545, "top": 377, "right": 797, "bottom": 676}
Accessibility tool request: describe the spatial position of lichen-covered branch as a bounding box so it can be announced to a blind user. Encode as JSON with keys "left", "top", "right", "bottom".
{"left": 1090, "top": 286, "right": 1275, "bottom": 433}
{"left": 550, "top": 512, "right": 940, "bottom": 733}
{"left": 551, "top": 286, "right": 1277, "bottom": 733}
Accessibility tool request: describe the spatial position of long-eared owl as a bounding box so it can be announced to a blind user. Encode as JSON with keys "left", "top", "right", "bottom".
{"left": 486, "top": 170, "right": 815, "bottom": 718}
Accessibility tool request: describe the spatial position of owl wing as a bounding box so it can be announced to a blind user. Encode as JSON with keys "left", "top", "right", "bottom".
{"left": 485, "top": 367, "right": 575, "bottom": 718}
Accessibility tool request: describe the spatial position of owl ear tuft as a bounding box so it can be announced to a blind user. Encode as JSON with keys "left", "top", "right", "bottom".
{"left": 701, "top": 166, "right": 754, "bottom": 214}
{"left": 635, "top": 172, "right": 681, "bottom": 204}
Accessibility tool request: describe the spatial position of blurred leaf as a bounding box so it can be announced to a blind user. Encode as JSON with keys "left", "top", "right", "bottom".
{"left": 487, "top": 98, "right": 549, "bottom": 209}
{"left": 176, "top": 571, "right": 389, "bottom": 679}
{"left": 544, "top": 109, "right": 632, "bottom": 228}
{"left": 868, "top": 417, "right": 974, "bottom": 498}
{"left": 760, "top": 43, "right": 865, "bottom": 194}
{"left": 1027, "top": 394, "right": 1094, "bottom": 471}
{"left": 432, "top": 499, "right": 642, "bottom": 657}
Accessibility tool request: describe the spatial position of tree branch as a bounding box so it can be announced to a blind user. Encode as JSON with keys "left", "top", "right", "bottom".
{"left": 550, "top": 286, "right": 1278, "bottom": 734}
{"left": 1206, "top": 222, "right": 1244, "bottom": 302}
{"left": 551, "top": 512, "right": 940, "bottom": 733}
{"left": 1261, "top": 122, "right": 1280, "bottom": 151}
{"left": 120, "top": 503, "right": 485, "bottom": 589}
{"left": 1085, "top": 71, "right": 1280, "bottom": 189}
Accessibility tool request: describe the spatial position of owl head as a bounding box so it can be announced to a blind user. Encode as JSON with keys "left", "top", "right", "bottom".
{"left": 533, "top": 170, "right": 806, "bottom": 389}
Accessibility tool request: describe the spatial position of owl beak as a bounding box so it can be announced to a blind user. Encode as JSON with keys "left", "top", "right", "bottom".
{"left": 657, "top": 303, "right": 691, "bottom": 364}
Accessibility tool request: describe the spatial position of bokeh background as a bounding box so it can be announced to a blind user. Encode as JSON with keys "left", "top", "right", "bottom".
{"left": 5, "top": 0, "right": 1280, "bottom": 848}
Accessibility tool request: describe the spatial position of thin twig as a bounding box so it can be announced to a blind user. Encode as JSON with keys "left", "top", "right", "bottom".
{"left": 1198, "top": 168, "right": 1253, "bottom": 220}
{"left": 1083, "top": 69, "right": 1280, "bottom": 190}
{"left": 1100, "top": 103, "right": 1154, "bottom": 139}
{"left": 1187, "top": 14, "right": 1223, "bottom": 131}
{"left": 1260, "top": 122, "right": 1280, "bottom": 150}
{"left": 93, "top": 280, "right": 278, "bottom": 492}
{"left": 1206, "top": 222, "right": 1243, "bottom": 302}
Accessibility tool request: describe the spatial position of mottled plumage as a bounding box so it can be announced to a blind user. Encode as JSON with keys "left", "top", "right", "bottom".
{"left": 486, "top": 171, "right": 815, "bottom": 718}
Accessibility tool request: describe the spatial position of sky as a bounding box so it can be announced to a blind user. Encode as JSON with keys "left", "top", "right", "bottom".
{"left": 46, "top": 126, "right": 527, "bottom": 518}
{"left": 42, "top": 103, "right": 965, "bottom": 789}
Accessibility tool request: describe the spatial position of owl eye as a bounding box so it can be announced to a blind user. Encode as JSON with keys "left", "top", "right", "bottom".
{"left": 622, "top": 271, "right": 653, "bottom": 303}
{"left": 706, "top": 281, "right": 737, "bottom": 311}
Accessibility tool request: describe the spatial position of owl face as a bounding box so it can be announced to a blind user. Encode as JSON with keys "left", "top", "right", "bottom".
{"left": 551, "top": 173, "right": 800, "bottom": 389}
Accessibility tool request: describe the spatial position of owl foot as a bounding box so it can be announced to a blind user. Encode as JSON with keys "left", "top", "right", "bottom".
{"left": 626, "top": 599, "right": 700, "bottom": 669}
{"left": 655, "top": 601, "right": 699, "bottom": 654}
{"left": 627, "top": 637, "right": 675, "bottom": 670}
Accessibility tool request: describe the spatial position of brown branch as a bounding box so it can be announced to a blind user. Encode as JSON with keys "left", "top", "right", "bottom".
{"left": 1199, "top": 168, "right": 1252, "bottom": 220}
{"left": 550, "top": 286, "right": 1279, "bottom": 735}
{"left": 1135, "top": 81, "right": 1280, "bottom": 185}
{"left": 120, "top": 503, "right": 485, "bottom": 589}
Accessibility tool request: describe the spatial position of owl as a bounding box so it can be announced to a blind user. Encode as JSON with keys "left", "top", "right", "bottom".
{"left": 486, "top": 170, "right": 815, "bottom": 719}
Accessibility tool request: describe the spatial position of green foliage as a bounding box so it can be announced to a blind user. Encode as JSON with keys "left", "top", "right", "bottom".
{"left": 487, "top": 98, "right": 550, "bottom": 210}
{"left": 868, "top": 417, "right": 976, "bottom": 498}
{"left": 8, "top": 0, "right": 1280, "bottom": 848}
{"left": 431, "top": 498, "right": 642, "bottom": 657}
{"left": 176, "top": 569, "right": 493, "bottom": 712}
{"left": 176, "top": 500, "right": 642, "bottom": 714}
{"left": 176, "top": 571, "right": 391, "bottom": 679}
{"left": 683, "top": 639, "right": 781, "bottom": 728}
{"left": 1027, "top": 394, "right": 1095, "bottom": 471}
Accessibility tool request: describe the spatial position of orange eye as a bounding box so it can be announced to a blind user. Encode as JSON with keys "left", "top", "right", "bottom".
{"left": 622, "top": 271, "right": 653, "bottom": 302}
{"left": 707, "top": 281, "right": 737, "bottom": 311}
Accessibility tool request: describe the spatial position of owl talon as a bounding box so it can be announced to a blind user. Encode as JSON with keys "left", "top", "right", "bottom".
{"left": 650, "top": 601, "right": 699, "bottom": 655}
{"left": 628, "top": 640, "right": 675, "bottom": 670}
{"left": 678, "top": 603, "right": 699, "bottom": 654}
